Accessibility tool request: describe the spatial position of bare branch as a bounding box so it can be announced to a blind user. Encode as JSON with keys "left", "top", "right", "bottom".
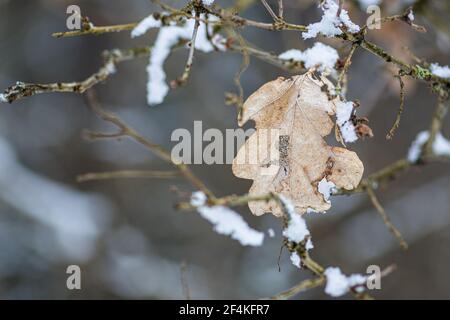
{"left": 52, "top": 22, "right": 138, "bottom": 38}
{"left": 1, "top": 47, "right": 150, "bottom": 103}
{"left": 260, "top": 0, "right": 279, "bottom": 21}
{"left": 278, "top": 0, "right": 284, "bottom": 19}
{"left": 77, "top": 170, "right": 179, "bottom": 182}
{"left": 267, "top": 277, "right": 325, "bottom": 300}
{"left": 84, "top": 90, "right": 215, "bottom": 198}
{"left": 172, "top": 10, "right": 201, "bottom": 88}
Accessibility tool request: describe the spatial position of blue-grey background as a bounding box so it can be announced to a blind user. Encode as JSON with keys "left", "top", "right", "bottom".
{"left": 0, "top": 0, "right": 449, "bottom": 299}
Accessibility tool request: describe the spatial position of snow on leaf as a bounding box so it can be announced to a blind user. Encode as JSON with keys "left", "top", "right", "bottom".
{"left": 302, "top": 0, "right": 360, "bottom": 40}
{"left": 190, "top": 191, "right": 265, "bottom": 246}
{"left": 318, "top": 177, "right": 336, "bottom": 203}
{"left": 232, "top": 72, "right": 364, "bottom": 217}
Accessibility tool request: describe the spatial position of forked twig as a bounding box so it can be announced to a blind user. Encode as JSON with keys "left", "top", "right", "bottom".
{"left": 84, "top": 90, "right": 215, "bottom": 198}
{"left": 260, "top": 0, "right": 279, "bottom": 21}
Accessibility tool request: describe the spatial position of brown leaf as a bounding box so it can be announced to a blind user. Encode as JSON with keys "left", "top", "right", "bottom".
{"left": 232, "top": 72, "right": 364, "bottom": 217}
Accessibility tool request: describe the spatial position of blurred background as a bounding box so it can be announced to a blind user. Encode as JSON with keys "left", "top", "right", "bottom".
{"left": 0, "top": 0, "right": 449, "bottom": 299}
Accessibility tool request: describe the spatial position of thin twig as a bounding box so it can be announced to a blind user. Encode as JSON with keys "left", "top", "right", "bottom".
{"left": 278, "top": 0, "right": 284, "bottom": 19}
{"left": 423, "top": 99, "right": 449, "bottom": 157}
{"left": 0, "top": 47, "right": 151, "bottom": 103}
{"left": 52, "top": 22, "right": 138, "bottom": 38}
{"left": 260, "top": 0, "right": 279, "bottom": 21}
{"left": 366, "top": 185, "right": 408, "bottom": 250}
{"left": 363, "top": 7, "right": 426, "bottom": 33}
{"left": 386, "top": 73, "right": 406, "bottom": 139}
{"left": 180, "top": 261, "right": 192, "bottom": 300}
{"left": 77, "top": 170, "right": 179, "bottom": 182}
{"left": 172, "top": 10, "right": 201, "bottom": 88}
{"left": 230, "top": 32, "right": 251, "bottom": 122}
{"left": 84, "top": 90, "right": 215, "bottom": 198}
{"left": 336, "top": 43, "right": 358, "bottom": 96}
{"left": 267, "top": 277, "right": 325, "bottom": 300}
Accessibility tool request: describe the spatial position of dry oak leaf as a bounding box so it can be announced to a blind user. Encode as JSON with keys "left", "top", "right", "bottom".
{"left": 232, "top": 72, "right": 364, "bottom": 217}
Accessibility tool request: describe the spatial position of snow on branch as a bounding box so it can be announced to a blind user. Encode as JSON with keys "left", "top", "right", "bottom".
{"left": 131, "top": 14, "right": 163, "bottom": 38}
{"left": 0, "top": 94, "right": 7, "bottom": 103}
{"left": 407, "top": 131, "right": 450, "bottom": 163}
{"left": 324, "top": 267, "right": 367, "bottom": 297}
{"left": 279, "top": 195, "right": 313, "bottom": 268}
{"left": 279, "top": 42, "right": 339, "bottom": 74}
{"left": 190, "top": 191, "right": 265, "bottom": 246}
{"left": 137, "top": 13, "right": 221, "bottom": 106}
{"left": 336, "top": 101, "right": 359, "bottom": 143}
{"left": 430, "top": 63, "right": 450, "bottom": 79}
{"left": 302, "top": 0, "right": 360, "bottom": 40}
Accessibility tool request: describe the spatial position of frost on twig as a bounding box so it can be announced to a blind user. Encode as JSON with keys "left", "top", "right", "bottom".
{"left": 407, "top": 131, "right": 450, "bottom": 163}
{"left": 190, "top": 191, "right": 265, "bottom": 246}
{"left": 302, "top": 0, "right": 360, "bottom": 40}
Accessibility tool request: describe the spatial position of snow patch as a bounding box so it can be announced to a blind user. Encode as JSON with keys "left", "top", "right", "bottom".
{"left": 190, "top": 191, "right": 265, "bottom": 246}
{"left": 279, "top": 43, "right": 339, "bottom": 74}
{"left": 143, "top": 14, "right": 216, "bottom": 106}
{"left": 302, "top": 0, "right": 360, "bottom": 39}
{"left": 324, "top": 267, "right": 367, "bottom": 297}
{"left": 0, "top": 93, "right": 7, "bottom": 103}
{"left": 407, "top": 131, "right": 450, "bottom": 163}
{"left": 131, "top": 14, "right": 162, "bottom": 38}
{"left": 430, "top": 63, "right": 450, "bottom": 78}
{"left": 290, "top": 252, "right": 301, "bottom": 268}
{"left": 336, "top": 101, "right": 358, "bottom": 143}
{"left": 357, "top": 0, "right": 382, "bottom": 8}
{"left": 280, "top": 195, "right": 312, "bottom": 247}
{"left": 318, "top": 178, "right": 336, "bottom": 203}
